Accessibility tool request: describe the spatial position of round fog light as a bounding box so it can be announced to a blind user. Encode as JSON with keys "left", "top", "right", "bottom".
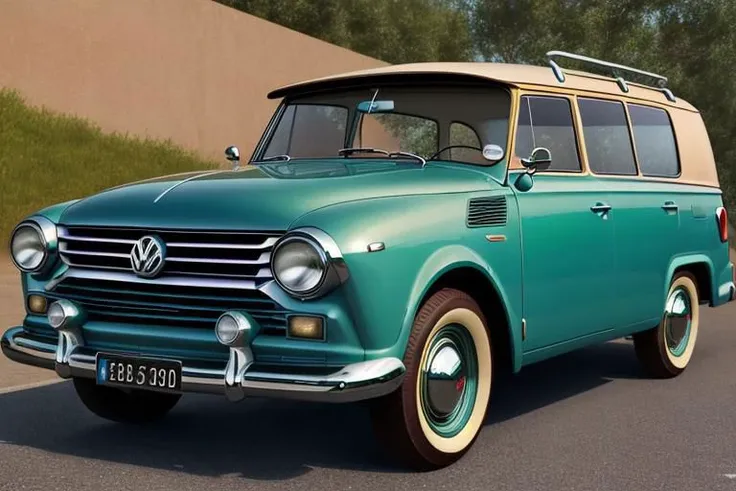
{"left": 47, "top": 302, "right": 67, "bottom": 329}
{"left": 215, "top": 312, "right": 252, "bottom": 346}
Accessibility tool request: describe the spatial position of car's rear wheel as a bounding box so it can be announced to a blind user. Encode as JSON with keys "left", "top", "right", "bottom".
{"left": 633, "top": 272, "right": 700, "bottom": 378}
{"left": 73, "top": 378, "right": 181, "bottom": 424}
{"left": 370, "top": 288, "right": 492, "bottom": 470}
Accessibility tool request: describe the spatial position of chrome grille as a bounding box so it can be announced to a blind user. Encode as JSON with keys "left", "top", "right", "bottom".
{"left": 55, "top": 226, "right": 288, "bottom": 335}
{"left": 58, "top": 226, "right": 280, "bottom": 279}
{"left": 47, "top": 272, "right": 287, "bottom": 335}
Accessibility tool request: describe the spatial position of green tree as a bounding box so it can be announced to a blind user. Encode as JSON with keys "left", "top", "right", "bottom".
{"left": 216, "top": 0, "right": 474, "bottom": 64}
{"left": 472, "top": 0, "right": 736, "bottom": 212}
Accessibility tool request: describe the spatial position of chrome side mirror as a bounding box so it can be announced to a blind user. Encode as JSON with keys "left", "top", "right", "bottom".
{"left": 520, "top": 147, "right": 552, "bottom": 175}
{"left": 225, "top": 145, "right": 240, "bottom": 170}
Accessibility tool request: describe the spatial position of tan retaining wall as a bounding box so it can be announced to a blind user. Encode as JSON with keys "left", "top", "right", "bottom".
{"left": 0, "top": 0, "right": 386, "bottom": 159}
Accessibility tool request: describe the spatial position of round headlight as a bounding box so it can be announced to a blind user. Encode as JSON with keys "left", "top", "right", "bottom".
{"left": 10, "top": 223, "right": 47, "bottom": 272}
{"left": 272, "top": 238, "right": 326, "bottom": 295}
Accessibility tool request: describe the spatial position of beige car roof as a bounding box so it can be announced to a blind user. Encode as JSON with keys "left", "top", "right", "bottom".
{"left": 268, "top": 62, "right": 697, "bottom": 112}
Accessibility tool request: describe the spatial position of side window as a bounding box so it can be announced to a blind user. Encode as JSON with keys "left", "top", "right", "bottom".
{"left": 578, "top": 98, "right": 637, "bottom": 176}
{"left": 515, "top": 96, "right": 581, "bottom": 172}
{"left": 449, "top": 122, "right": 484, "bottom": 164}
{"left": 628, "top": 104, "right": 680, "bottom": 177}
{"left": 264, "top": 104, "right": 348, "bottom": 159}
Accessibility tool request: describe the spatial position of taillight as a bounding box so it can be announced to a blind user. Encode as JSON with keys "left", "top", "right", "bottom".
{"left": 716, "top": 206, "right": 728, "bottom": 243}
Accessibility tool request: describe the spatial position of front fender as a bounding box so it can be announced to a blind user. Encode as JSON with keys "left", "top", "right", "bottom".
{"left": 291, "top": 190, "right": 522, "bottom": 368}
{"left": 396, "top": 245, "right": 522, "bottom": 371}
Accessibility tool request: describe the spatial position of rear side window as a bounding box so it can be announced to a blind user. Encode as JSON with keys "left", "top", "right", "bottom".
{"left": 578, "top": 98, "right": 637, "bottom": 176}
{"left": 516, "top": 96, "right": 581, "bottom": 172}
{"left": 628, "top": 104, "right": 680, "bottom": 177}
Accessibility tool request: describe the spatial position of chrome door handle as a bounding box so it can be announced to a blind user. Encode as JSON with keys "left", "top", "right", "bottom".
{"left": 590, "top": 203, "right": 612, "bottom": 213}
{"left": 662, "top": 201, "right": 679, "bottom": 212}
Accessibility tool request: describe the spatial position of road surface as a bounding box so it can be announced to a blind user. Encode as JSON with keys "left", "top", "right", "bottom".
{"left": 0, "top": 258, "right": 735, "bottom": 490}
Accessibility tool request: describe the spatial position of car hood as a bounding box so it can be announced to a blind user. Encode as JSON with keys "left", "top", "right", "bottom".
{"left": 60, "top": 160, "right": 493, "bottom": 231}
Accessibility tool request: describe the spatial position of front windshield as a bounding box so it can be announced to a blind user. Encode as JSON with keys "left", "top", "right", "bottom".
{"left": 258, "top": 84, "right": 511, "bottom": 165}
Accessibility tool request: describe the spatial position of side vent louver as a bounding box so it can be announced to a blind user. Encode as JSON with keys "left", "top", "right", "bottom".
{"left": 467, "top": 197, "right": 507, "bottom": 227}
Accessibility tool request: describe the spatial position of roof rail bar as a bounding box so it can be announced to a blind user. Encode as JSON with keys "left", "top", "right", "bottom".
{"left": 546, "top": 50, "right": 676, "bottom": 102}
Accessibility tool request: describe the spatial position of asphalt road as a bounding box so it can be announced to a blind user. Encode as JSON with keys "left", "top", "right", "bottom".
{"left": 0, "top": 301, "right": 734, "bottom": 491}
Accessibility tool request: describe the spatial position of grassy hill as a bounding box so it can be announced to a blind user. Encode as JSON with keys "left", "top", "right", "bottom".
{"left": 1, "top": 88, "right": 734, "bottom": 254}
{"left": 0, "top": 89, "right": 218, "bottom": 242}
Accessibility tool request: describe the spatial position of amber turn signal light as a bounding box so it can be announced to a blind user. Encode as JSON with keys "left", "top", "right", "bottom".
{"left": 288, "top": 316, "right": 324, "bottom": 340}
{"left": 27, "top": 294, "right": 48, "bottom": 314}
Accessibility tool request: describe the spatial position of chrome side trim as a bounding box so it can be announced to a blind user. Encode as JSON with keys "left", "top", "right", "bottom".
{"left": 153, "top": 171, "right": 226, "bottom": 204}
{"left": 46, "top": 268, "right": 258, "bottom": 291}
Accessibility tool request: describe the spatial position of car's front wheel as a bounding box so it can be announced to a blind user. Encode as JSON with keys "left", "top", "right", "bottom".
{"left": 73, "top": 378, "right": 181, "bottom": 424}
{"left": 370, "top": 288, "right": 492, "bottom": 470}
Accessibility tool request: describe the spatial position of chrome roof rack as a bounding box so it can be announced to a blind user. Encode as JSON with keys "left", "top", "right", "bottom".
{"left": 545, "top": 50, "right": 676, "bottom": 103}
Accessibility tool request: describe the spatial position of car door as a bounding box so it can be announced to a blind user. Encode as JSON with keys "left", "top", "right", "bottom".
{"left": 581, "top": 100, "right": 682, "bottom": 328}
{"left": 512, "top": 94, "right": 616, "bottom": 352}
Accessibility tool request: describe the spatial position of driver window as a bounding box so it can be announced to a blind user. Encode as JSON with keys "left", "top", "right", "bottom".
{"left": 449, "top": 122, "right": 485, "bottom": 164}
{"left": 515, "top": 96, "right": 581, "bottom": 172}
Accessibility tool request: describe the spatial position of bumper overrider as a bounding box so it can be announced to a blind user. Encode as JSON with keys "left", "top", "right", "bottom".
{"left": 1, "top": 299, "right": 406, "bottom": 403}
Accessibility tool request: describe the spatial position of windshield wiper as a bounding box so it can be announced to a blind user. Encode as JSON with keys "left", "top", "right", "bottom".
{"left": 338, "top": 148, "right": 426, "bottom": 166}
{"left": 255, "top": 154, "right": 291, "bottom": 163}
{"left": 338, "top": 147, "right": 390, "bottom": 157}
{"left": 388, "top": 151, "right": 426, "bottom": 167}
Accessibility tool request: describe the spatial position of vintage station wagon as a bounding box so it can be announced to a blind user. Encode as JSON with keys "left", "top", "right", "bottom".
{"left": 3, "top": 51, "right": 734, "bottom": 469}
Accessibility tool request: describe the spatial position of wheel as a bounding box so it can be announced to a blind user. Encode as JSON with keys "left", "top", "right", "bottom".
{"left": 633, "top": 272, "right": 700, "bottom": 378}
{"left": 370, "top": 288, "right": 492, "bottom": 470}
{"left": 73, "top": 378, "right": 181, "bottom": 424}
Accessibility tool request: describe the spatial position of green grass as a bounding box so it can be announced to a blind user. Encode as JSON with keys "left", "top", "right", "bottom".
{"left": 0, "top": 89, "right": 218, "bottom": 243}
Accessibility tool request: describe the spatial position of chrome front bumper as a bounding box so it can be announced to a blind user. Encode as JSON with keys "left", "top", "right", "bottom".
{"left": 1, "top": 326, "right": 405, "bottom": 403}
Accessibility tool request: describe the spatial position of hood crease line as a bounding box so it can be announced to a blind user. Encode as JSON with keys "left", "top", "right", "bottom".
{"left": 153, "top": 170, "right": 227, "bottom": 204}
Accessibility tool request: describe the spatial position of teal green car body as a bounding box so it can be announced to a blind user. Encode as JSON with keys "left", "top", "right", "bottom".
{"left": 13, "top": 158, "right": 733, "bottom": 375}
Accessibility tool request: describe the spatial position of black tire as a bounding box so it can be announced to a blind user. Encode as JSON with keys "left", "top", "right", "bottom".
{"left": 633, "top": 272, "right": 700, "bottom": 378}
{"left": 73, "top": 377, "right": 181, "bottom": 424}
{"left": 370, "top": 288, "right": 493, "bottom": 470}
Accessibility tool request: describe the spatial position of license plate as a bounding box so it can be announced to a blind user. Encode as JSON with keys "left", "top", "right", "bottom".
{"left": 96, "top": 354, "right": 182, "bottom": 393}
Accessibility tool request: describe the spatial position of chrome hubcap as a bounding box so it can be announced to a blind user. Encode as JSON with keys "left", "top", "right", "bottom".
{"left": 664, "top": 287, "right": 692, "bottom": 357}
{"left": 419, "top": 324, "right": 478, "bottom": 438}
{"left": 425, "top": 340, "right": 465, "bottom": 419}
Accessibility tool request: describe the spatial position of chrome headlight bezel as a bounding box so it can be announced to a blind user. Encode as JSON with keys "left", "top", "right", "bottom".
{"left": 9, "top": 216, "right": 58, "bottom": 274}
{"left": 270, "top": 227, "right": 349, "bottom": 300}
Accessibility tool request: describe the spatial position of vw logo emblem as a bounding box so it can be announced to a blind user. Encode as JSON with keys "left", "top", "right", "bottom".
{"left": 130, "top": 235, "right": 166, "bottom": 278}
